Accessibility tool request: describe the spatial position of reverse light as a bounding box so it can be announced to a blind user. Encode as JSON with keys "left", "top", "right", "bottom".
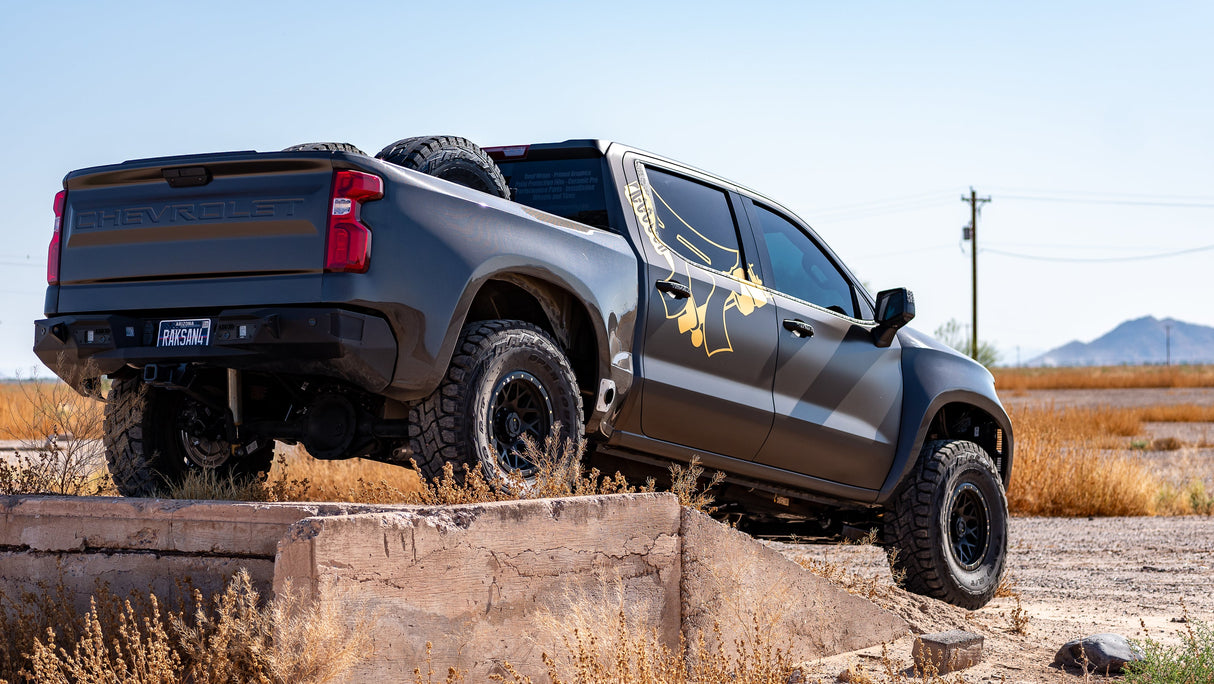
{"left": 324, "top": 170, "right": 384, "bottom": 273}
{"left": 48, "top": 190, "right": 65, "bottom": 285}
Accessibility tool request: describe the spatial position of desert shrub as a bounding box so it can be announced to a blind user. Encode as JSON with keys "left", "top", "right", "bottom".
{"left": 2, "top": 569, "right": 373, "bottom": 684}
{"left": 1125, "top": 616, "right": 1214, "bottom": 683}
{"left": 1155, "top": 481, "right": 1214, "bottom": 516}
{"left": 0, "top": 375, "right": 112, "bottom": 496}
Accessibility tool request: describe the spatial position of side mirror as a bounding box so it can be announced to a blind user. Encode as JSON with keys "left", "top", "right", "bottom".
{"left": 873, "top": 288, "right": 915, "bottom": 348}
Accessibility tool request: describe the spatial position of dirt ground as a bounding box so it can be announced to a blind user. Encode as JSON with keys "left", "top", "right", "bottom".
{"left": 778, "top": 515, "right": 1213, "bottom": 681}
{"left": 779, "top": 387, "right": 1214, "bottom": 682}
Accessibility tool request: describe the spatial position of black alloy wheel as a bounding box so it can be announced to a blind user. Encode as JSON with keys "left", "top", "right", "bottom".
{"left": 178, "top": 400, "right": 235, "bottom": 469}
{"left": 948, "top": 482, "right": 991, "bottom": 571}
{"left": 489, "top": 371, "right": 554, "bottom": 475}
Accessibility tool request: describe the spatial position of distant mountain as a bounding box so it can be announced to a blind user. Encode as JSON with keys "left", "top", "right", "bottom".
{"left": 1028, "top": 316, "right": 1214, "bottom": 367}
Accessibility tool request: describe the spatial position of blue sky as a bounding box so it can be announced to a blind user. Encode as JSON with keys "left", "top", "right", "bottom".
{"left": 1, "top": 1, "right": 1211, "bottom": 374}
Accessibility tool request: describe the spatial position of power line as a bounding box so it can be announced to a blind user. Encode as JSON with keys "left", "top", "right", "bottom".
{"left": 812, "top": 190, "right": 955, "bottom": 215}
{"left": 813, "top": 199, "right": 955, "bottom": 223}
{"left": 999, "top": 194, "right": 1214, "bottom": 209}
{"left": 982, "top": 243, "right": 1214, "bottom": 263}
{"left": 985, "top": 186, "right": 1214, "bottom": 202}
{"left": 983, "top": 241, "right": 1164, "bottom": 251}
{"left": 853, "top": 244, "right": 955, "bottom": 259}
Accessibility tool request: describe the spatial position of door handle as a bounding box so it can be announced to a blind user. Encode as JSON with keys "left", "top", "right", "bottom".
{"left": 655, "top": 279, "right": 692, "bottom": 300}
{"left": 782, "top": 318, "right": 815, "bottom": 338}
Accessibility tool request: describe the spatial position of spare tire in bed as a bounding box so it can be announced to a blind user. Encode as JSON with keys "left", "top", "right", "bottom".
{"left": 375, "top": 135, "right": 510, "bottom": 199}
{"left": 283, "top": 142, "right": 366, "bottom": 154}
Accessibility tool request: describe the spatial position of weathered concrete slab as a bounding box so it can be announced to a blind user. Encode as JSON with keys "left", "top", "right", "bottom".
{"left": 680, "top": 508, "right": 909, "bottom": 663}
{"left": 0, "top": 552, "right": 274, "bottom": 607}
{"left": 274, "top": 492, "right": 683, "bottom": 681}
{"left": 4, "top": 492, "right": 916, "bottom": 680}
{"left": 0, "top": 495, "right": 424, "bottom": 609}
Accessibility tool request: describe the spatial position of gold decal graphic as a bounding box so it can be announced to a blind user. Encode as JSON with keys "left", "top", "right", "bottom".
{"left": 626, "top": 176, "right": 768, "bottom": 357}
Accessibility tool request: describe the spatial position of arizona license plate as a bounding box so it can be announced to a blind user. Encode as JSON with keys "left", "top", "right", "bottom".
{"left": 157, "top": 319, "right": 212, "bottom": 347}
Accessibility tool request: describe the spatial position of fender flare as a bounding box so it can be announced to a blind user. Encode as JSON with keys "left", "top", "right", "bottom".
{"left": 877, "top": 345, "right": 1014, "bottom": 504}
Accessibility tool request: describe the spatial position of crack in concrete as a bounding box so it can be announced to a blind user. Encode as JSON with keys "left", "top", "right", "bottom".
{"left": 0, "top": 544, "right": 273, "bottom": 561}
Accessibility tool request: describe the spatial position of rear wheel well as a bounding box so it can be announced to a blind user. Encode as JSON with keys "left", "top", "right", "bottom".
{"left": 924, "top": 402, "right": 1011, "bottom": 484}
{"left": 465, "top": 278, "right": 599, "bottom": 422}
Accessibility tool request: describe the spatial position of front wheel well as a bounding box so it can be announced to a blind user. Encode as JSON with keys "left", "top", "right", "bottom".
{"left": 924, "top": 402, "right": 1012, "bottom": 484}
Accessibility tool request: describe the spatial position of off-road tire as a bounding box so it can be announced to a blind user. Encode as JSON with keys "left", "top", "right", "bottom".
{"left": 283, "top": 142, "right": 366, "bottom": 154}
{"left": 375, "top": 135, "right": 510, "bottom": 199}
{"left": 407, "top": 320, "right": 582, "bottom": 481}
{"left": 884, "top": 439, "right": 1008, "bottom": 609}
{"left": 103, "top": 376, "right": 273, "bottom": 497}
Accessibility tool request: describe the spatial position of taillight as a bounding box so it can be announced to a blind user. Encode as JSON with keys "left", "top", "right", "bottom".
{"left": 48, "top": 190, "right": 65, "bottom": 285}
{"left": 324, "top": 170, "right": 384, "bottom": 273}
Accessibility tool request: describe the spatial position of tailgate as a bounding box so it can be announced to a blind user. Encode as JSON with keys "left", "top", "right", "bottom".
{"left": 59, "top": 152, "right": 333, "bottom": 285}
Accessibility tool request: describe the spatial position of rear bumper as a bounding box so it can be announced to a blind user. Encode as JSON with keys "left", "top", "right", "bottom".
{"left": 34, "top": 307, "right": 397, "bottom": 395}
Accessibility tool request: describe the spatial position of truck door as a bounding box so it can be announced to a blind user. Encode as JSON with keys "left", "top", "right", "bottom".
{"left": 624, "top": 158, "right": 777, "bottom": 459}
{"left": 741, "top": 198, "right": 903, "bottom": 490}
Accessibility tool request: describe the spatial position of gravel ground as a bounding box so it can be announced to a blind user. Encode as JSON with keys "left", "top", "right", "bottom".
{"left": 782, "top": 386, "right": 1214, "bottom": 681}
{"left": 780, "top": 515, "right": 1214, "bottom": 681}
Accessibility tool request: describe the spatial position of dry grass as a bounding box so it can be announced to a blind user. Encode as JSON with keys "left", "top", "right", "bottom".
{"left": 2, "top": 565, "right": 801, "bottom": 684}
{"left": 491, "top": 609, "right": 798, "bottom": 684}
{"left": 0, "top": 378, "right": 113, "bottom": 497}
{"left": 794, "top": 531, "right": 907, "bottom": 603}
{"left": 166, "top": 434, "right": 727, "bottom": 515}
{"left": 1006, "top": 404, "right": 1214, "bottom": 516}
{"left": 1135, "top": 404, "right": 1214, "bottom": 422}
{"left": 0, "top": 381, "right": 104, "bottom": 442}
{"left": 1008, "top": 404, "right": 1160, "bottom": 516}
{"left": 0, "top": 569, "right": 374, "bottom": 684}
{"left": 993, "top": 364, "right": 1214, "bottom": 391}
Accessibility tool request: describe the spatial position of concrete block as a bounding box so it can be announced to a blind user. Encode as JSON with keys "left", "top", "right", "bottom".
{"left": 274, "top": 492, "right": 683, "bottom": 682}
{"left": 913, "top": 630, "right": 983, "bottom": 673}
{"left": 680, "top": 508, "right": 909, "bottom": 663}
{"left": 0, "top": 495, "right": 412, "bottom": 557}
{"left": 0, "top": 551, "right": 274, "bottom": 611}
{"left": 0, "top": 494, "right": 422, "bottom": 610}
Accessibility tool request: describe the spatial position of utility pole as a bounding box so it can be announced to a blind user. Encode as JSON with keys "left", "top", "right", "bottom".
{"left": 1165, "top": 323, "right": 1172, "bottom": 366}
{"left": 961, "top": 188, "right": 991, "bottom": 361}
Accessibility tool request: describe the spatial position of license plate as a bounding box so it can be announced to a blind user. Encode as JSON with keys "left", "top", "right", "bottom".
{"left": 157, "top": 319, "right": 211, "bottom": 347}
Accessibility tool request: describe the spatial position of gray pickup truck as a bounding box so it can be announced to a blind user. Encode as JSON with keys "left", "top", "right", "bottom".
{"left": 35, "top": 136, "right": 1013, "bottom": 608}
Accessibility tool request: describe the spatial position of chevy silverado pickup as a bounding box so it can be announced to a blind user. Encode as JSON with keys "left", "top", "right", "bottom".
{"left": 35, "top": 135, "right": 1014, "bottom": 607}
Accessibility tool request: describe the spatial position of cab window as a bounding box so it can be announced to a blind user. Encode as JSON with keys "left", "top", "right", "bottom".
{"left": 642, "top": 166, "right": 744, "bottom": 273}
{"left": 752, "top": 203, "right": 858, "bottom": 317}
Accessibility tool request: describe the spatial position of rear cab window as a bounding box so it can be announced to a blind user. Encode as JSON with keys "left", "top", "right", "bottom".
{"left": 491, "top": 148, "right": 615, "bottom": 231}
